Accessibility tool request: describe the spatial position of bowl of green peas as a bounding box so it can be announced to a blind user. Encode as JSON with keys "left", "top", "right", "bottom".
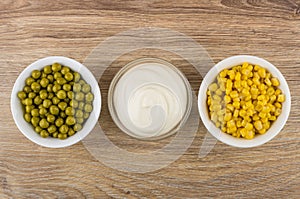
{"left": 11, "top": 56, "right": 101, "bottom": 148}
{"left": 198, "top": 55, "right": 291, "bottom": 148}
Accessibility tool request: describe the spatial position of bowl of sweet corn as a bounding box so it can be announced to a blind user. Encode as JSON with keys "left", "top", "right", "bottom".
{"left": 198, "top": 55, "right": 291, "bottom": 148}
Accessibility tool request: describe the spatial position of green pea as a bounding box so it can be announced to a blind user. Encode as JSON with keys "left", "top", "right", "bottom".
{"left": 18, "top": 91, "right": 27, "bottom": 99}
{"left": 69, "top": 81, "right": 74, "bottom": 86}
{"left": 64, "top": 98, "right": 70, "bottom": 103}
{"left": 75, "top": 92, "right": 84, "bottom": 101}
{"left": 43, "top": 99, "right": 52, "bottom": 108}
{"left": 52, "top": 63, "right": 62, "bottom": 72}
{"left": 28, "top": 92, "right": 36, "bottom": 99}
{"left": 52, "top": 84, "right": 61, "bottom": 93}
{"left": 61, "top": 66, "right": 70, "bottom": 75}
{"left": 23, "top": 86, "right": 32, "bottom": 93}
{"left": 79, "top": 80, "right": 86, "bottom": 85}
{"left": 73, "top": 123, "right": 82, "bottom": 132}
{"left": 24, "top": 98, "right": 33, "bottom": 106}
{"left": 31, "top": 117, "right": 40, "bottom": 127}
{"left": 84, "top": 104, "right": 93, "bottom": 113}
{"left": 40, "top": 92, "right": 48, "bottom": 99}
{"left": 66, "top": 116, "right": 76, "bottom": 125}
{"left": 41, "top": 72, "right": 47, "bottom": 78}
{"left": 34, "top": 96, "right": 42, "bottom": 105}
{"left": 47, "top": 125, "right": 57, "bottom": 134}
{"left": 24, "top": 113, "right": 32, "bottom": 123}
{"left": 52, "top": 132, "right": 58, "bottom": 138}
{"left": 25, "top": 105, "right": 34, "bottom": 113}
{"left": 31, "top": 82, "right": 41, "bottom": 92}
{"left": 54, "top": 72, "right": 62, "bottom": 79}
{"left": 65, "top": 107, "right": 75, "bottom": 116}
{"left": 55, "top": 118, "right": 64, "bottom": 127}
{"left": 40, "top": 130, "right": 49, "bottom": 138}
{"left": 47, "top": 114, "right": 56, "bottom": 123}
{"left": 43, "top": 65, "right": 52, "bottom": 74}
{"left": 57, "top": 77, "right": 66, "bottom": 85}
{"left": 31, "top": 109, "right": 39, "bottom": 117}
{"left": 38, "top": 104, "right": 43, "bottom": 109}
{"left": 47, "top": 84, "right": 53, "bottom": 92}
{"left": 63, "top": 84, "right": 71, "bottom": 91}
{"left": 74, "top": 72, "right": 81, "bottom": 82}
{"left": 82, "top": 84, "right": 91, "bottom": 93}
{"left": 39, "top": 118, "right": 49, "bottom": 129}
{"left": 58, "top": 102, "right": 68, "bottom": 111}
{"left": 75, "top": 109, "right": 84, "bottom": 118}
{"left": 49, "top": 105, "right": 59, "bottom": 115}
{"left": 31, "top": 70, "right": 41, "bottom": 79}
{"left": 57, "top": 90, "right": 66, "bottom": 99}
{"left": 73, "top": 83, "right": 81, "bottom": 92}
{"left": 60, "top": 111, "right": 67, "bottom": 118}
{"left": 59, "top": 124, "right": 69, "bottom": 134}
{"left": 40, "top": 78, "right": 49, "bottom": 88}
{"left": 67, "top": 91, "right": 74, "bottom": 99}
{"left": 47, "top": 74, "right": 54, "bottom": 83}
{"left": 76, "top": 117, "right": 84, "bottom": 124}
{"left": 52, "top": 97, "right": 60, "bottom": 105}
{"left": 78, "top": 102, "right": 85, "bottom": 110}
{"left": 58, "top": 133, "right": 67, "bottom": 140}
{"left": 64, "top": 72, "right": 73, "bottom": 81}
{"left": 35, "top": 126, "right": 43, "bottom": 133}
{"left": 83, "top": 112, "right": 90, "bottom": 119}
{"left": 69, "top": 100, "right": 78, "bottom": 108}
{"left": 48, "top": 92, "right": 54, "bottom": 99}
{"left": 26, "top": 77, "right": 35, "bottom": 86}
{"left": 85, "top": 92, "right": 94, "bottom": 102}
{"left": 68, "top": 128, "right": 75, "bottom": 136}
{"left": 39, "top": 107, "right": 47, "bottom": 115}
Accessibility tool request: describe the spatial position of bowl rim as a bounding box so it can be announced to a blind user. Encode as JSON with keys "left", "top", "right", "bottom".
{"left": 198, "top": 55, "right": 291, "bottom": 148}
{"left": 11, "top": 56, "right": 101, "bottom": 148}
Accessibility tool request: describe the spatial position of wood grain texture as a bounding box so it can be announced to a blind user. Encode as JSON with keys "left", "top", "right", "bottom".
{"left": 0, "top": 0, "right": 300, "bottom": 198}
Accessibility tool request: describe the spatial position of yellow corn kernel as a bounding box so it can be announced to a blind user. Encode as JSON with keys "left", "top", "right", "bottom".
{"left": 241, "top": 88, "right": 249, "bottom": 96}
{"left": 240, "top": 80, "right": 247, "bottom": 88}
{"left": 227, "top": 120, "right": 236, "bottom": 128}
{"left": 275, "top": 89, "right": 281, "bottom": 96}
{"left": 207, "top": 97, "right": 211, "bottom": 106}
{"left": 274, "top": 102, "right": 282, "bottom": 108}
{"left": 226, "top": 104, "right": 234, "bottom": 112}
{"left": 254, "top": 65, "right": 261, "bottom": 71}
{"left": 232, "top": 97, "right": 240, "bottom": 102}
{"left": 244, "top": 95, "right": 252, "bottom": 102}
{"left": 258, "top": 84, "right": 265, "bottom": 91}
{"left": 229, "top": 126, "right": 237, "bottom": 134}
{"left": 252, "top": 94, "right": 258, "bottom": 100}
{"left": 254, "top": 120, "right": 263, "bottom": 130}
{"left": 240, "top": 100, "right": 246, "bottom": 106}
{"left": 211, "top": 113, "right": 218, "bottom": 123}
{"left": 249, "top": 72, "right": 253, "bottom": 77}
{"left": 221, "top": 126, "right": 227, "bottom": 132}
{"left": 228, "top": 70, "right": 235, "bottom": 80}
{"left": 245, "top": 123, "right": 253, "bottom": 131}
{"left": 240, "top": 128, "right": 247, "bottom": 137}
{"left": 241, "top": 68, "right": 250, "bottom": 76}
{"left": 277, "top": 94, "right": 285, "bottom": 102}
{"left": 207, "top": 90, "right": 211, "bottom": 96}
{"left": 226, "top": 79, "right": 233, "bottom": 89}
{"left": 252, "top": 77, "right": 260, "bottom": 85}
{"left": 242, "top": 62, "right": 249, "bottom": 68}
{"left": 212, "top": 104, "right": 222, "bottom": 111}
{"left": 263, "top": 121, "right": 270, "bottom": 129}
{"left": 236, "top": 120, "right": 242, "bottom": 128}
{"left": 271, "top": 77, "right": 280, "bottom": 86}
{"left": 215, "top": 122, "right": 221, "bottom": 128}
{"left": 258, "top": 112, "right": 266, "bottom": 118}
{"left": 234, "top": 80, "right": 241, "bottom": 90}
{"left": 264, "top": 78, "right": 272, "bottom": 87}
{"left": 220, "top": 84, "right": 226, "bottom": 92}
{"left": 217, "top": 109, "right": 226, "bottom": 116}
{"left": 245, "top": 130, "right": 255, "bottom": 139}
{"left": 220, "top": 70, "right": 228, "bottom": 78}
{"left": 253, "top": 71, "right": 260, "bottom": 78}
{"left": 224, "top": 112, "right": 232, "bottom": 122}
{"left": 257, "top": 95, "right": 265, "bottom": 101}
{"left": 274, "top": 108, "right": 281, "bottom": 116}
{"left": 262, "top": 106, "right": 271, "bottom": 113}
{"left": 233, "top": 109, "right": 239, "bottom": 118}
{"left": 235, "top": 72, "right": 241, "bottom": 81}
{"left": 261, "top": 117, "right": 268, "bottom": 124}
{"left": 241, "top": 119, "right": 247, "bottom": 127}
{"left": 258, "top": 68, "right": 266, "bottom": 78}
{"left": 241, "top": 75, "right": 248, "bottom": 80}
{"left": 253, "top": 114, "right": 260, "bottom": 121}
{"left": 213, "top": 95, "right": 222, "bottom": 102}
{"left": 209, "top": 83, "right": 218, "bottom": 92}
{"left": 258, "top": 128, "right": 266, "bottom": 134}
{"left": 224, "top": 95, "right": 231, "bottom": 103}
{"left": 247, "top": 64, "right": 253, "bottom": 71}
{"left": 247, "top": 79, "right": 253, "bottom": 86}
{"left": 269, "top": 116, "right": 276, "bottom": 121}
{"left": 247, "top": 109, "right": 254, "bottom": 117}
{"left": 267, "top": 112, "right": 271, "bottom": 118}
{"left": 267, "top": 87, "right": 275, "bottom": 96}
{"left": 239, "top": 109, "right": 247, "bottom": 117}
{"left": 215, "top": 89, "right": 223, "bottom": 96}
{"left": 270, "top": 104, "right": 276, "bottom": 113}
{"left": 266, "top": 72, "right": 271, "bottom": 79}
{"left": 230, "top": 91, "right": 239, "bottom": 99}
{"left": 232, "top": 101, "right": 240, "bottom": 109}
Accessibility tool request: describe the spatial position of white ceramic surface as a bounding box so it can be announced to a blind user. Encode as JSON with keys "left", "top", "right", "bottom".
{"left": 11, "top": 56, "right": 101, "bottom": 148}
{"left": 198, "top": 55, "right": 291, "bottom": 148}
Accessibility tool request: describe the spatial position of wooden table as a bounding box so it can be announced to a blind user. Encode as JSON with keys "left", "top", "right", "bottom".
{"left": 1, "top": 0, "right": 299, "bottom": 198}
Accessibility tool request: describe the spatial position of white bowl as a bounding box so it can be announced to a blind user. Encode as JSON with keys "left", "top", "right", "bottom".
{"left": 198, "top": 55, "right": 291, "bottom": 148}
{"left": 11, "top": 56, "right": 101, "bottom": 148}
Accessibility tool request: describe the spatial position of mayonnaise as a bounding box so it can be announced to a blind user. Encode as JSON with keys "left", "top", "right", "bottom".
{"left": 110, "top": 59, "right": 191, "bottom": 139}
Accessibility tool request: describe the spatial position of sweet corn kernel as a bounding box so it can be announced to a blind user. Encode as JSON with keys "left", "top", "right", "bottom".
{"left": 242, "top": 62, "right": 249, "bottom": 68}
{"left": 245, "top": 130, "right": 255, "bottom": 139}
{"left": 221, "top": 126, "right": 227, "bottom": 132}
{"left": 240, "top": 128, "right": 247, "bottom": 137}
{"left": 254, "top": 120, "right": 263, "bottom": 130}
{"left": 261, "top": 117, "right": 268, "bottom": 124}
{"left": 235, "top": 72, "right": 241, "bottom": 81}
{"left": 253, "top": 114, "right": 260, "bottom": 121}
{"left": 219, "top": 70, "right": 228, "bottom": 78}
{"left": 271, "top": 77, "right": 280, "bottom": 86}
{"left": 215, "top": 89, "right": 223, "bottom": 96}
{"left": 230, "top": 91, "right": 239, "bottom": 99}
{"left": 217, "top": 109, "right": 226, "bottom": 116}
{"left": 209, "top": 83, "right": 218, "bottom": 92}
{"left": 227, "top": 104, "right": 234, "bottom": 111}
{"left": 275, "top": 89, "right": 281, "bottom": 96}
{"left": 267, "top": 87, "right": 275, "bottom": 96}
{"left": 269, "top": 116, "right": 276, "bottom": 121}
{"left": 237, "top": 120, "right": 242, "bottom": 127}
{"left": 247, "top": 79, "right": 253, "bottom": 86}
{"left": 227, "top": 120, "right": 236, "bottom": 128}
{"left": 264, "top": 78, "right": 272, "bottom": 87}
{"left": 274, "top": 102, "right": 282, "bottom": 108}
{"left": 224, "top": 112, "right": 232, "bottom": 122}
{"left": 233, "top": 109, "right": 239, "bottom": 118}
{"left": 211, "top": 113, "right": 218, "bottom": 123}
{"left": 252, "top": 77, "right": 260, "bottom": 85}
{"left": 232, "top": 97, "right": 240, "bottom": 102}
{"left": 274, "top": 108, "right": 281, "bottom": 116}
{"left": 241, "top": 68, "right": 250, "bottom": 76}
{"left": 258, "top": 112, "right": 266, "bottom": 118}
{"left": 215, "top": 122, "right": 221, "bottom": 128}
{"left": 258, "top": 68, "right": 266, "bottom": 78}
{"left": 224, "top": 95, "right": 231, "bottom": 103}
{"left": 245, "top": 123, "right": 253, "bottom": 131}
{"left": 239, "top": 109, "right": 247, "bottom": 117}
{"left": 247, "top": 64, "right": 253, "bottom": 71}
{"left": 254, "top": 65, "right": 260, "bottom": 71}
{"left": 228, "top": 70, "right": 235, "bottom": 80}
{"left": 277, "top": 94, "right": 285, "bottom": 103}
{"left": 258, "top": 129, "right": 266, "bottom": 134}
{"left": 234, "top": 80, "right": 241, "bottom": 89}
{"left": 232, "top": 101, "right": 240, "bottom": 109}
